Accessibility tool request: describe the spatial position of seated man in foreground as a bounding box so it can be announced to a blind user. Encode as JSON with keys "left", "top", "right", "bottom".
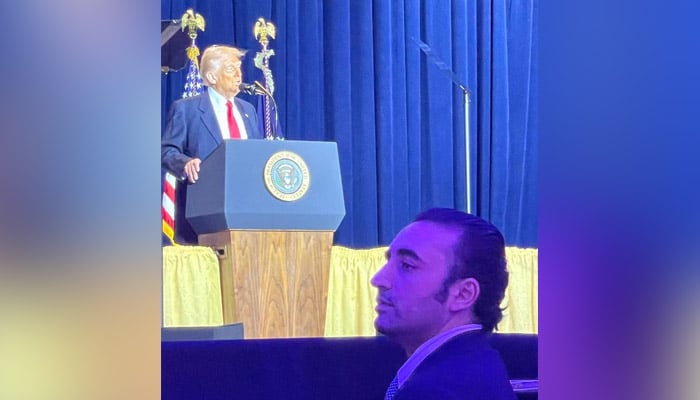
{"left": 372, "top": 207, "right": 516, "bottom": 400}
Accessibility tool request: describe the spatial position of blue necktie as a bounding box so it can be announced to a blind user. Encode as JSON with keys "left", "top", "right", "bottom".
{"left": 385, "top": 375, "right": 399, "bottom": 400}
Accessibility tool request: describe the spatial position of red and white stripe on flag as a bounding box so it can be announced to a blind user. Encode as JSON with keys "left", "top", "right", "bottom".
{"left": 161, "top": 172, "right": 177, "bottom": 245}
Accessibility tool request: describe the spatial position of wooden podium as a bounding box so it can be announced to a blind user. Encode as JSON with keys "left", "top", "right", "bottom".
{"left": 187, "top": 140, "right": 345, "bottom": 338}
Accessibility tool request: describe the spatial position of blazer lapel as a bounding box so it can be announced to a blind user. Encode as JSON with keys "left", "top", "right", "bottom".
{"left": 199, "top": 93, "right": 222, "bottom": 146}
{"left": 234, "top": 97, "right": 257, "bottom": 139}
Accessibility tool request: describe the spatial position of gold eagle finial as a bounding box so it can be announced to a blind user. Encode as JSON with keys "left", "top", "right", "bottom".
{"left": 254, "top": 18, "right": 276, "bottom": 50}
{"left": 181, "top": 9, "right": 206, "bottom": 40}
{"left": 180, "top": 9, "right": 206, "bottom": 68}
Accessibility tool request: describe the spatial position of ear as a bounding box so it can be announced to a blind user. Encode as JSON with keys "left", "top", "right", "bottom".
{"left": 206, "top": 71, "right": 217, "bottom": 85}
{"left": 447, "top": 277, "right": 480, "bottom": 312}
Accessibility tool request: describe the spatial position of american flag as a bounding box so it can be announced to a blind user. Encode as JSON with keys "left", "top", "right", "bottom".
{"left": 182, "top": 58, "right": 203, "bottom": 98}
{"left": 161, "top": 172, "right": 177, "bottom": 245}
{"left": 163, "top": 53, "right": 203, "bottom": 245}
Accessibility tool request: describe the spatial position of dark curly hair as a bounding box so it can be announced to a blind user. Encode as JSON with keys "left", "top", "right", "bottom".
{"left": 414, "top": 208, "right": 509, "bottom": 332}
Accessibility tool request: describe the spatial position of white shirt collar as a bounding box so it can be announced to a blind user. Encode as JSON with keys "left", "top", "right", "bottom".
{"left": 207, "top": 86, "right": 231, "bottom": 106}
{"left": 206, "top": 87, "right": 249, "bottom": 139}
{"left": 397, "top": 324, "right": 483, "bottom": 388}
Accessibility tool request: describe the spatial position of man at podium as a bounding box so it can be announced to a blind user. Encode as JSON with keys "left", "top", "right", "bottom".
{"left": 162, "top": 45, "right": 263, "bottom": 244}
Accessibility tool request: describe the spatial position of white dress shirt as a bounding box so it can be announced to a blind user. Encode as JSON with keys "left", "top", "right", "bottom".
{"left": 207, "top": 87, "right": 249, "bottom": 139}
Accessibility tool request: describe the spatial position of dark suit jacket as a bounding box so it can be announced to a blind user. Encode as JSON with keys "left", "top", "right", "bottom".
{"left": 161, "top": 89, "right": 262, "bottom": 244}
{"left": 394, "top": 332, "right": 516, "bottom": 400}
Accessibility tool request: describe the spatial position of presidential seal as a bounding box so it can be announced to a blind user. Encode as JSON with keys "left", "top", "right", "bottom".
{"left": 263, "top": 151, "right": 310, "bottom": 201}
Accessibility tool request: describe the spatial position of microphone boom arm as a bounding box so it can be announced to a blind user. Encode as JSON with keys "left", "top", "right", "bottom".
{"left": 238, "top": 82, "right": 280, "bottom": 139}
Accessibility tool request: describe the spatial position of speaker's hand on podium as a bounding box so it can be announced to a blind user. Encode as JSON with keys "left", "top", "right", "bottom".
{"left": 184, "top": 158, "right": 202, "bottom": 183}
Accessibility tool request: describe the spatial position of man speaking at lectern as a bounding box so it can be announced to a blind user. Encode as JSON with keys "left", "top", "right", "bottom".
{"left": 162, "top": 45, "right": 262, "bottom": 244}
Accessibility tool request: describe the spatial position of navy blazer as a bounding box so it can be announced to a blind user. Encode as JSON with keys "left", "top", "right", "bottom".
{"left": 394, "top": 332, "right": 516, "bottom": 400}
{"left": 161, "top": 89, "right": 262, "bottom": 244}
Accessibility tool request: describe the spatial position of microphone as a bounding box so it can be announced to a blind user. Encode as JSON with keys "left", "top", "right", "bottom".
{"left": 241, "top": 81, "right": 281, "bottom": 139}
{"left": 239, "top": 82, "right": 266, "bottom": 96}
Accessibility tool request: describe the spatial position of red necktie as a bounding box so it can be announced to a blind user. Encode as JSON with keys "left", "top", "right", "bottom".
{"left": 226, "top": 100, "right": 241, "bottom": 139}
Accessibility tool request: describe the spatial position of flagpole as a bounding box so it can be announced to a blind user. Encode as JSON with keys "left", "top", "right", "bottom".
{"left": 253, "top": 18, "right": 277, "bottom": 139}
{"left": 162, "top": 8, "right": 206, "bottom": 246}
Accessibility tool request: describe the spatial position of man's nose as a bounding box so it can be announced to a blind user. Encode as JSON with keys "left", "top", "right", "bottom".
{"left": 370, "top": 262, "right": 391, "bottom": 289}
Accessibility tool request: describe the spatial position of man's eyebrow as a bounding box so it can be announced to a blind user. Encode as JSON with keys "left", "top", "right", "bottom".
{"left": 385, "top": 248, "right": 422, "bottom": 262}
{"left": 397, "top": 248, "right": 422, "bottom": 261}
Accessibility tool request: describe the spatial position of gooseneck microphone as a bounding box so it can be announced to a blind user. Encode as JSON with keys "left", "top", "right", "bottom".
{"left": 239, "top": 82, "right": 266, "bottom": 96}
{"left": 239, "top": 81, "right": 281, "bottom": 139}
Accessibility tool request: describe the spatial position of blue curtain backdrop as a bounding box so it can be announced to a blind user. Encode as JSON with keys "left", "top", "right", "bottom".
{"left": 161, "top": 0, "right": 537, "bottom": 248}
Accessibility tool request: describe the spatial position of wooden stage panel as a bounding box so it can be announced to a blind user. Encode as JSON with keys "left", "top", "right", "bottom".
{"left": 199, "top": 230, "right": 333, "bottom": 338}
